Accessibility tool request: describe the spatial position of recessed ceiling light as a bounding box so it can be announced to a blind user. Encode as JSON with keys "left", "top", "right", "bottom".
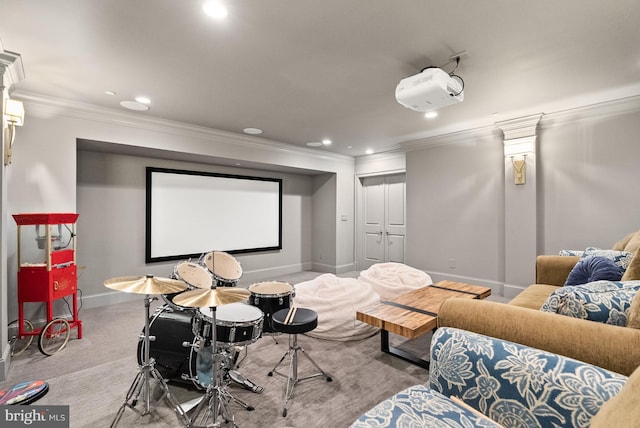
{"left": 135, "top": 96, "right": 151, "bottom": 104}
{"left": 306, "top": 142, "right": 322, "bottom": 147}
{"left": 203, "top": 1, "right": 228, "bottom": 19}
{"left": 424, "top": 111, "right": 438, "bottom": 119}
{"left": 347, "top": 146, "right": 353, "bottom": 149}
{"left": 243, "top": 127, "right": 263, "bottom": 135}
{"left": 120, "top": 100, "right": 149, "bottom": 111}
{"left": 105, "top": 90, "right": 116, "bottom": 96}
{"left": 365, "top": 149, "right": 374, "bottom": 155}
{"left": 322, "top": 139, "right": 332, "bottom": 145}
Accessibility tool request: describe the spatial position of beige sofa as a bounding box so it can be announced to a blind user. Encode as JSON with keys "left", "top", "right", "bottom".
{"left": 438, "top": 231, "right": 640, "bottom": 376}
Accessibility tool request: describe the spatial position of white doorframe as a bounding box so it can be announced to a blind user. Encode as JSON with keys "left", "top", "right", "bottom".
{"left": 354, "top": 170, "right": 406, "bottom": 271}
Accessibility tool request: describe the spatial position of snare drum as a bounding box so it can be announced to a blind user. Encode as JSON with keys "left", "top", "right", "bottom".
{"left": 248, "top": 281, "right": 294, "bottom": 334}
{"left": 204, "top": 251, "right": 242, "bottom": 287}
{"left": 195, "top": 303, "right": 263, "bottom": 347}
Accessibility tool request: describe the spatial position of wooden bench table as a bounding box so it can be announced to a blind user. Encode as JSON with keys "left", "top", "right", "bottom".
{"left": 356, "top": 280, "right": 491, "bottom": 368}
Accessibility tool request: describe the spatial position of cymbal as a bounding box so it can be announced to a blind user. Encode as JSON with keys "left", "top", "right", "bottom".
{"left": 104, "top": 275, "right": 188, "bottom": 295}
{"left": 172, "top": 287, "right": 250, "bottom": 308}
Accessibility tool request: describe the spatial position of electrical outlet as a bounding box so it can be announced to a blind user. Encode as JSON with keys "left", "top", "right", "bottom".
{"left": 448, "top": 259, "right": 456, "bottom": 269}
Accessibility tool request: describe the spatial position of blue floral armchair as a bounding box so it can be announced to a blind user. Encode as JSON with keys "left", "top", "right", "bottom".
{"left": 351, "top": 327, "right": 629, "bottom": 428}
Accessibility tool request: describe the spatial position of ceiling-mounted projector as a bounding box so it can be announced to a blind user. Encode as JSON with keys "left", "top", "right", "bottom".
{"left": 395, "top": 67, "right": 464, "bottom": 112}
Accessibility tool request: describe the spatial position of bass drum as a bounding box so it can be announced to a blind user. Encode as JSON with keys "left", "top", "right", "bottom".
{"left": 137, "top": 305, "right": 209, "bottom": 389}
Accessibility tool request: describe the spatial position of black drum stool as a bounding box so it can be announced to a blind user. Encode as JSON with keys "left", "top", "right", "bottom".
{"left": 267, "top": 307, "right": 332, "bottom": 417}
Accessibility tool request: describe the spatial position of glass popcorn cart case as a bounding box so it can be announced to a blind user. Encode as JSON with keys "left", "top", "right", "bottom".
{"left": 10, "top": 213, "right": 82, "bottom": 356}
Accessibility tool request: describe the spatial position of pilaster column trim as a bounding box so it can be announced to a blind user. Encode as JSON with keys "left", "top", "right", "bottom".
{"left": 503, "top": 136, "right": 536, "bottom": 157}
{"left": 495, "top": 113, "right": 543, "bottom": 141}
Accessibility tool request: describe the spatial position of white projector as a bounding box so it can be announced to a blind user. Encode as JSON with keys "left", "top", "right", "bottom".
{"left": 395, "top": 67, "right": 464, "bottom": 112}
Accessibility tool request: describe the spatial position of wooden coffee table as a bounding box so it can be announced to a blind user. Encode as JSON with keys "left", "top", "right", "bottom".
{"left": 356, "top": 280, "right": 491, "bottom": 368}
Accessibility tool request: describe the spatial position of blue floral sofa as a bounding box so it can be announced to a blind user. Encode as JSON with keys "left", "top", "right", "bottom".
{"left": 351, "top": 327, "right": 639, "bottom": 427}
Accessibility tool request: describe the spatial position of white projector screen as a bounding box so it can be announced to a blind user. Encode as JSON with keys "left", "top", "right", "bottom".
{"left": 146, "top": 167, "right": 282, "bottom": 262}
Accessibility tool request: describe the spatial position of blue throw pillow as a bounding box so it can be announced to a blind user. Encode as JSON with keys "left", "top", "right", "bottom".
{"left": 582, "top": 247, "right": 633, "bottom": 270}
{"left": 565, "top": 256, "right": 624, "bottom": 286}
{"left": 541, "top": 280, "right": 640, "bottom": 325}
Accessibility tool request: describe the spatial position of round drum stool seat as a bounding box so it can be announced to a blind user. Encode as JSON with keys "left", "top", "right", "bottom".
{"left": 272, "top": 308, "right": 318, "bottom": 335}
{"left": 267, "top": 307, "right": 332, "bottom": 417}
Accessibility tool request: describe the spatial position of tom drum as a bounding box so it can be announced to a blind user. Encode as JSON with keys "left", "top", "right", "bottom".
{"left": 204, "top": 251, "right": 242, "bottom": 287}
{"left": 248, "top": 281, "right": 294, "bottom": 334}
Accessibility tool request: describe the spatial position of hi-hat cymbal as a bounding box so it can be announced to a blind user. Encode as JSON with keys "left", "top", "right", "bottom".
{"left": 172, "top": 287, "right": 250, "bottom": 308}
{"left": 104, "top": 275, "right": 188, "bottom": 295}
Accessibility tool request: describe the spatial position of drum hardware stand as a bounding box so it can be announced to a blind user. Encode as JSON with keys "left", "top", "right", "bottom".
{"left": 111, "top": 294, "right": 188, "bottom": 428}
{"left": 187, "top": 305, "right": 236, "bottom": 428}
{"left": 227, "top": 346, "right": 264, "bottom": 394}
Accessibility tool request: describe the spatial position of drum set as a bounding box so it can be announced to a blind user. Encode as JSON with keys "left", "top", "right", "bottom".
{"left": 104, "top": 251, "right": 295, "bottom": 428}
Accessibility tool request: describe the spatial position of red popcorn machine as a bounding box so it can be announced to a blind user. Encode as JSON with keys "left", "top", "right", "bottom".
{"left": 10, "top": 213, "right": 82, "bottom": 355}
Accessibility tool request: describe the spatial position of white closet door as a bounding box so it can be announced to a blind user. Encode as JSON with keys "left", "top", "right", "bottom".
{"left": 361, "top": 174, "right": 406, "bottom": 269}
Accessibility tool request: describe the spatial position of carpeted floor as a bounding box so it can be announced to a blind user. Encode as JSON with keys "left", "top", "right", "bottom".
{"left": 2, "top": 271, "right": 436, "bottom": 428}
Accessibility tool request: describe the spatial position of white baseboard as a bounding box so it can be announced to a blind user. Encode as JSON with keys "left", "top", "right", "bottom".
{"left": 0, "top": 346, "right": 10, "bottom": 382}
{"left": 427, "top": 271, "right": 505, "bottom": 298}
{"left": 503, "top": 284, "right": 527, "bottom": 300}
{"left": 76, "top": 261, "right": 359, "bottom": 310}
{"left": 81, "top": 290, "right": 141, "bottom": 310}
{"left": 83, "top": 263, "right": 316, "bottom": 309}
{"left": 239, "top": 262, "right": 313, "bottom": 283}
{"left": 309, "top": 262, "right": 355, "bottom": 274}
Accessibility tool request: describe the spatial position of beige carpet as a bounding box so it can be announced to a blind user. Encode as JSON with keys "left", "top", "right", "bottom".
{"left": 22, "top": 331, "right": 431, "bottom": 427}
{"left": 2, "top": 271, "right": 433, "bottom": 428}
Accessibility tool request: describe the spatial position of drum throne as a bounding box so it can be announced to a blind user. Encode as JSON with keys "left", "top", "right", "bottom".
{"left": 267, "top": 307, "right": 332, "bottom": 417}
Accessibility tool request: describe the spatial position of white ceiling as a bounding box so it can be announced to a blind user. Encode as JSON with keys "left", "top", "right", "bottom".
{"left": 2, "top": 0, "right": 640, "bottom": 157}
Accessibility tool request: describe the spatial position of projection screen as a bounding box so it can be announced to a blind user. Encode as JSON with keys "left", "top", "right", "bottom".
{"left": 146, "top": 167, "right": 282, "bottom": 263}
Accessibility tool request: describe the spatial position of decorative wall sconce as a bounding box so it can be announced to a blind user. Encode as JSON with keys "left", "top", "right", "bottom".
{"left": 4, "top": 98, "right": 24, "bottom": 166}
{"left": 504, "top": 138, "right": 534, "bottom": 185}
{"left": 510, "top": 155, "right": 527, "bottom": 185}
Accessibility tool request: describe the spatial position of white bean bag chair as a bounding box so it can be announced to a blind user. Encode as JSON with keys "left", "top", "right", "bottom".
{"left": 293, "top": 273, "right": 380, "bottom": 341}
{"left": 358, "top": 262, "right": 433, "bottom": 300}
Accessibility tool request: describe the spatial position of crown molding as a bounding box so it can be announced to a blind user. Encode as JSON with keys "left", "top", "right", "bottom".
{"left": 12, "top": 91, "right": 355, "bottom": 163}
{"left": 0, "top": 49, "right": 24, "bottom": 90}
{"left": 540, "top": 94, "right": 640, "bottom": 128}
{"left": 355, "top": 148, "right": 406, "bottom": 176}
{"left": 400, "top": 125, "right": 499, "bottom": 152}
{"left": 400, "top": 95, "right": 640, "bottom": 152}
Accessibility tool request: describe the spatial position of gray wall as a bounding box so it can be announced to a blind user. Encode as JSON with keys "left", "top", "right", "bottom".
{"left": 76, "top": 150, "right": 315, "bottom": 307}
{"left": 405, "top": 130, "right": 505, "bottom": 290}
{"left": 539, "top": 106, "right": 640, "bottom": 252}
{"left": 4, "top": 93, "right": 640, "bottom": 337}
{"left": 404, "top": 98, "right": 640, "bottom": 294}
{"left": 4, "top": 98, "right": 355, "bottom": 322}
{"left": 310, "top": 173, "right": 337, "bottom": 271}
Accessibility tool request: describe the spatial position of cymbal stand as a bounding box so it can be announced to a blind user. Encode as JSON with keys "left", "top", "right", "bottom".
{"left": 187, "top": 306, "right": 236, "bottom": 428}
{"left": 111, "top": 295, "right": 188, "bottom": 427}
